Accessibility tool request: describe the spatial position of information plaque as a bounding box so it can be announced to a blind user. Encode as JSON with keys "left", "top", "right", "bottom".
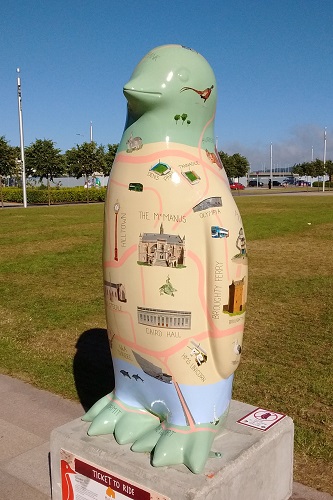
{"left": 60, "top": 449, "right": 169, "bottom": 500}
{"left": 237, "top": 407, "right": 286, "bottom": 431}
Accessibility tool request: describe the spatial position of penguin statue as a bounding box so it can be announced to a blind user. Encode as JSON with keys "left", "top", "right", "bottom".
{"left": 83, "top": 44, "right": 248, "bottom": 474}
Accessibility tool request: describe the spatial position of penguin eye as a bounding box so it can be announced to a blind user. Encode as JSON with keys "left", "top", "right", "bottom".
{"left": 177, "top": 68, "right": 190, "bottom": 82}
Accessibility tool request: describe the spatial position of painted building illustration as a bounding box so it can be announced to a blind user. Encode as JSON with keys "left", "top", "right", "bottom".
{"left": 192, "top": 196, "right": 222, "bottom": 212}
{"left": 137, "top": 306, "right": 191, "bottom": 329}
{"left": 223, "top": 278, "right": 245, "bottom": 313}
{"left": 138, "top": 223, "right": 185, "bottom": 267}
{"left": 188, "top": 340, "right": 208, "bottom": 366}
{"left": 149, "top": 161, "right": 171, "bottom": 176}
{"left": 132, "top": 351, "right": 172, "bottom": 383}
{"left": 104, "top": 281, "right": 127, "bottom": 303}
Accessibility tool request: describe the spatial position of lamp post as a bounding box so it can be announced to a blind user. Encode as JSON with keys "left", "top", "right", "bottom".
{"left": 269, "top": 142, "right": 273, "bottom": 189}
{"left": 17, "top": 68, "right": 27, "bottom": 208}
{"left": 114, "top": 201, "right": 120, "bottom": 261}
{"left": 323, "top": 128, "right": 327, "bottom": 193}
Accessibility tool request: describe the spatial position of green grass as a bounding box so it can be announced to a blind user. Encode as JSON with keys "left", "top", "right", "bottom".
{"left": 0, "top": 196, "right": 332, "bottom": 493}
{"left": 0, "top": 205, "right": 105, "bottom": 396}
{"left": 233, "top": 195, "right": 333, "bottom": 492}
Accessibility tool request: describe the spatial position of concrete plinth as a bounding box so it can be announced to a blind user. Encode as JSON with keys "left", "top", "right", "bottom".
{"left": 50, "top": 400, "right": 293, "bottom": 500}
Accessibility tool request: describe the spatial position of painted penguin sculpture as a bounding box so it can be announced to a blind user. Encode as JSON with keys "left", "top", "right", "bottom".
{"left": 83, "top": 44, "right": 248, "bottom": 474}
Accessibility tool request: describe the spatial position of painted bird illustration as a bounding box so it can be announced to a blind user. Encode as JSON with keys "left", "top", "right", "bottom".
{"left": 180, "top": 84, "right": 214, "bottom": 102}
{"left": 61, "top": 460, "right": 76, "bottom": 500}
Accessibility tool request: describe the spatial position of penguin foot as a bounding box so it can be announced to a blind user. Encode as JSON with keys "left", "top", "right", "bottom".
{"left": 82, "top": 392, "right": 160, "bottom": 444}
{"left": 132, "top": 422, "right": 220, "bottom": 474}
{"left": 83, "top": 394, "right": 225, "bottom": 474}
{"left": 82, "top": 392, "right": 114, "bottom": 422}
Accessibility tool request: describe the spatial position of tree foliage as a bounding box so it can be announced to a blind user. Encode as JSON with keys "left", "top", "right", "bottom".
{"left": 325, "top": 160, "right": 333, "bottom": 182}
{"left": 292, "top": 159, "right": 329, "bottom": 179}
{"left": 0, "top": 136, "right": 17, "bottom": 179}
{"left": 65, "top": 141, "right": 107, "bottom": 202}
{"left": 25, "top": 139, "right": 65, "bottom": 182}
{"left": 218, "top": 151, "right": 250, "bottom": 179}
{"left": 25, "top": 139, "right": 65, "bottom": 205}
{"left": 0, "top": 136, "right": 17, "bottom": 206}
{"left": 65, "top": 141, "right": 106, "bottom": 179}
{"left": 104, "top": 144, "right": 118, "bottom": 175}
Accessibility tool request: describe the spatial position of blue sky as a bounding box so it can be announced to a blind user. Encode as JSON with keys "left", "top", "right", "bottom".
{"left": 1, "top": 0, "right": 332, "bottom": 170}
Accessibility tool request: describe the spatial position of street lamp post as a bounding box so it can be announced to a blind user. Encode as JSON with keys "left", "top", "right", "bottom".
{"left": 114, "top": 201, "right": 120, "bottom": 261}
{"left": 16, "top": 68, "right": 27, "bottom": 208}
{"left": 270, "top": 142, "right": 273, "bottom": 189}
{"left": 323, "top": 128, "right": 327, "bottom": 193}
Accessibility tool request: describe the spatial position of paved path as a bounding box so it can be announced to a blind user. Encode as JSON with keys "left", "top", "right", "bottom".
{"left": 0, "top": 374, "right": 331, "bottom": 499}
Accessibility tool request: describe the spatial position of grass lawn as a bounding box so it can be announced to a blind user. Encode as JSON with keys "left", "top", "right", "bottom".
{"left": 0, "top": 196, "right": 332, "bottom": 493}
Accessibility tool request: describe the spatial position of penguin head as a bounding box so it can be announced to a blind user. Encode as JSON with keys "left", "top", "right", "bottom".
{"left": 123, "top": 44, "right": 217, "bottom": 120}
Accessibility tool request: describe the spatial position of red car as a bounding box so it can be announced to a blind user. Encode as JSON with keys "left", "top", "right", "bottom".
{"left": 229, "top": 180, "right": 245, "bottom": 190}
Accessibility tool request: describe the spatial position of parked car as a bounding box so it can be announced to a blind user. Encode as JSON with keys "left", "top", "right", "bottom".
{"left": 273, "top": 180, "right": 281, "bottom": 186}
{"left": 282, "top": 178, "right": 295, "bottom": 185}
{"left": 229, "top": 180, "right": 245, "bottom": 190}
{"left": 248, "top": 180, "right": 263, "bottom": 187}
{"left": 295, "top": 180, "right": 311, "bottom": 186}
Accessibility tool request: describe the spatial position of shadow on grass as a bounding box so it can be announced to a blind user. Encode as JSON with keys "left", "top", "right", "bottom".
{"left": 73, "top": 328, "right": 114, "bottom": 412}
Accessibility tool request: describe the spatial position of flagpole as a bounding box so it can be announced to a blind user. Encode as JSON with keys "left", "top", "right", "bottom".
{"left": 17, "top": 68, "right": 27, "bottom": 208}
{"left": 323, "top": 127, "right": 327, "bottom": 193}
{"left": 90, "top": 121, "right": 93, "bottom": 143}
{"left": 270, "top": 142, "right": 273, "bottom": 188}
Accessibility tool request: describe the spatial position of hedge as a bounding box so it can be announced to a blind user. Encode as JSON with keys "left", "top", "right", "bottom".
{"left": 312, "top": 181, "right": 333, "bottom": 188}
{"left": 0, "top": 187, "right": 107, "bottom": 204}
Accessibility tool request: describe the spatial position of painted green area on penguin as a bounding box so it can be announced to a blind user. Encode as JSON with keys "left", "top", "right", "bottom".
{"left": 118, "top": 44, "right": 217, "bottom": 152}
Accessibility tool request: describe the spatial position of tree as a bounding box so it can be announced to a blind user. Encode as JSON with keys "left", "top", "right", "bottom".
{"left": 291, "top": 163, "right": 306, "bottom": 176}
{"left": 104, "top": 144, "right": 118, "bottom": 176}
{"left": 292, "top": 159, "right": 333, "bottom": 188}
{"left": 25, "top": 139, "right": 65, "bottom": 205}
{"left": 230, "top": 153, "right": 250, "bottom": 178}
{"left": 293, "top": 159, "right": 326, "bottom": 178}
{"left": 218, "top": 151, "right": 249, "bottom": 179}
{"left": 181, "top": 113, "right": 188, "bottom": 125}
{"left": 311, "top": 159, "right": 325, "bottom": 178}
{"left": 325, "top": 160, "right": 333, "bottom": 183}
{"left": 218, "top": 151, "right": 234, "bottom": 178}
{"left": 0, "top": 136, "right": 17, "bottom": 207}
{"left": 65, "top": 141, "right": 106, "bottom": 202}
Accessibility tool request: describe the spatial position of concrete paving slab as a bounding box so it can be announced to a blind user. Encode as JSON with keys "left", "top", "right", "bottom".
{"left": 292, "top": 483, "right": 333, "bottom": 500}
{"left": 0, "top": 418, "right": 44, "bottom": 461}
{"left": 0, "top": 375, "right": 82, "bottom": 439}
{"left": 3, "top": 441, "right": 52, "bottom": 495}
{"left": 0, "top": 470, "right": 49, "bottom": 500}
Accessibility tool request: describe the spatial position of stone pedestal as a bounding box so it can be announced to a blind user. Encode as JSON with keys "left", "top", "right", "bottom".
{"left": 50, "top": 400, "right": 293, "bottom": 500}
